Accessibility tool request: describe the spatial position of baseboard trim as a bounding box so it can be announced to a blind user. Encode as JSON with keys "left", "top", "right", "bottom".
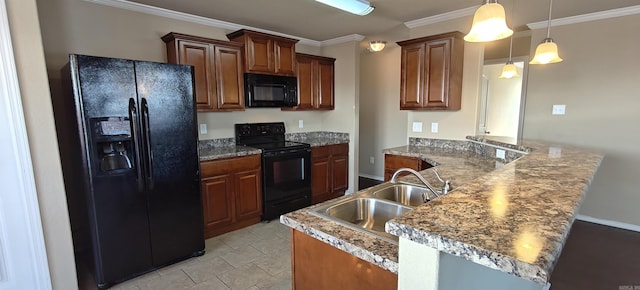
{"left": 576, "top": 214, "right": 640, "bottom": 233}
{"left": 358, "top": 174, "right": 384, "bottom": 181}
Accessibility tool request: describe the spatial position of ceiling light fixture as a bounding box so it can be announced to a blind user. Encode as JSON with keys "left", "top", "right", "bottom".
{"left": 315, "top": 0, "right": 374, "bottom": 16}
{"left": 499, "top": 0, "right": 519, "bottom": 79}
{"left": 530, "top": 0, "right": 563, "bottom": 64}
{"left": 464, "top": 0, "right": 513, "bottom": 43}
{"left": 499, "top": 40, "right": 520, "bottom": 79}
{"left": 369, "top": 41, "right": 386, "bottom": 52}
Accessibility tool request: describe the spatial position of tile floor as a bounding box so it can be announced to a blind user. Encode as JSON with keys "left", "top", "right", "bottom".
{"left": 99, "top": 221, "right": 292, "bottom": 290}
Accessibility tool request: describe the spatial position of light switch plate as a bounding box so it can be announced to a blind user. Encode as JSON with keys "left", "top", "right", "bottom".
{"left": 298, "top": 120, "right": 304, "bottom": 128}
{"left": 431, "top": 122, "right": 438, "bottom": 133}
{"left": 369, "top": 156, "right": 375, "bottom": 164}
{"left": 412, "top": 122, "right": 422, "bottom": 132}
{"left": 552, "top": 104, "right": 566, "bottom": 115}
{"left": 199, "top": 124, "right": 207, "bottom": 134}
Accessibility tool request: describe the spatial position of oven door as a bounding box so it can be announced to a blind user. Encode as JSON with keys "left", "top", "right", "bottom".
{"left": 262, "top": 148, "right": 311, "bottom": 202}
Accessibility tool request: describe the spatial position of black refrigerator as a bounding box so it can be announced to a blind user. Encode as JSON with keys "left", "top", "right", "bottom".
{"left": 54, "top": 54, "right": 204, "bottom": 289}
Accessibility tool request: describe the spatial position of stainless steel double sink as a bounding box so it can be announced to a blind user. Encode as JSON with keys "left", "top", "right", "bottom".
{"left": 308, "top": 182, "right": 429, "bottom": 244}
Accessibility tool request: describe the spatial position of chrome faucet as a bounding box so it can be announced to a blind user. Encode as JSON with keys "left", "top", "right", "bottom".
{"left": 390, "top": 168, "right": 451, "bottom": 202}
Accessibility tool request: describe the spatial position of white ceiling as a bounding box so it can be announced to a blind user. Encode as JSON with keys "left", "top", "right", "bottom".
{"left": 127, "top": 0, "right": 640, "bottom": 41}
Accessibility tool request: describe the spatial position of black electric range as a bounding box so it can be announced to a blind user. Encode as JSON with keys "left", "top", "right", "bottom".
{"left": 235, "top": 122, "right": 311, "bottom": 220}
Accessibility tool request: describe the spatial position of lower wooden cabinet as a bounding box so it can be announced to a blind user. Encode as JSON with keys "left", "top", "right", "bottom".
{"left": 384, "top": 154, "right": 433, "bottom": 181}
{"left": 311, "top": 143, "right": 349, "bottom": 204}
{"left": 291, "top": 230, "right": 397, "bottom": 290}
{"left": 200, "top": 154, "right": 262, "bottom": 238}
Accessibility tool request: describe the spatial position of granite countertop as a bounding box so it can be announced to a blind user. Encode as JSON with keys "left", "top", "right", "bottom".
{"left": 281, "top": 139, "right": 503, "bottom": 274}
{"left": 286, "top": 131, "right": 349, "bottom": 147}
{"left": 198, "top": 132, "right": 349, "bottom": 161}
{"left": 199, "top": 145, "right": 261, "bottom": 162}
{"left": 198, "top": 138, "right": 261, "bottom": 161}
{"left": 282, "top": 137, "right": 603, "bottom": 285}
{"left": 386, "top": 138, "right": 603, "bottom": 285}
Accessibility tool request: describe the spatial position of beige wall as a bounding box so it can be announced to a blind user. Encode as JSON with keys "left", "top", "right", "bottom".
{"left": 321, "top": 41, "right": 360, "bottom": 193}
{"left": 6, "top": 0, "right": 77, "bottom": 289}
{"left": 36, "top": 0, "right": 329, "bottom": 141}
{"left": 358, "top": 18, "right": 484, "bottom": 178}
{"left": 358, "top": 45, "right": 408, "bottom": 179}
{"left": 523, "top": 14, "right": 640, "bottom": 226}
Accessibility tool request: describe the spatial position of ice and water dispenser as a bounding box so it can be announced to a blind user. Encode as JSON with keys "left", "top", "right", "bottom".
{"left": 90, "top": 117, "right": 134, "bottom": 173}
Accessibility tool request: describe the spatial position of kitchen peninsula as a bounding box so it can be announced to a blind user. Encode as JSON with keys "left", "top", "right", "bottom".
{"left": 281, "top": 136, "right": 603, "bottom": 289}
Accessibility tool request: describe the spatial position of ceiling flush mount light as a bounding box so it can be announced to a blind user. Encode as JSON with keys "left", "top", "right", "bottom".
{"left": 315, "top": 0, "right": 374, "bottom": 16}
{"left": 369, "top": 41, "right": 386, "bottom": 52}
{"left": 530, "top": 0, "right": 563, "bottom": 64}
{"left": 464, "top": 0, "right": 513, "bottom": 42}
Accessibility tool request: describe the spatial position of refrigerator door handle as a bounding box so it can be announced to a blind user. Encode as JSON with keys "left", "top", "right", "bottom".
{"left": 129, "top": 98, "right": 145, "bottom": 192}
{"left": 141, "top": 98, "right": 154, "bottom": 190}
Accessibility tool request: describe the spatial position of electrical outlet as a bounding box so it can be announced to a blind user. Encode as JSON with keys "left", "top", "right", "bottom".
{"left": 199, "top": 124, "right": 207, "bottom": 134}
{"left": 412, "top": 122, "right": 422, "bottom": 132}
{"left": 496, "top": 149, "right": 506, "bottom": 159}
{"left": 549, "top": 147, "right": 562, "bottom": 158}
{"left": 552, "top": 105, "right": 566, "bottom": 115}
{"left": 431, "top": 122, "right": 438, "bottom": 133}
{"left": 298, "top": 120, "right": 304, "bottom": 128}
{"left": 369, "top": 156, "right": 375, "bottom": 164}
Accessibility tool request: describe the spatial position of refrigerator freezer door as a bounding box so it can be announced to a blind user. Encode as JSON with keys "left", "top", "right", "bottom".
{"left": 134, "top": 61, "right": 204, "bottom": 266}
{"left": 74, "top": 55, "right": 153, "bottom": 285}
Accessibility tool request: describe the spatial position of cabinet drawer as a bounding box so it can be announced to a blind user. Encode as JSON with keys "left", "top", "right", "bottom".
{"left": 201, "top": 154, "right": 261, "bottom": 177}
{"left": 331, "top": 143, "right": 349, "bottom": 155}
{"left": 311, "top": 145, "right": 332, "bottom": 158}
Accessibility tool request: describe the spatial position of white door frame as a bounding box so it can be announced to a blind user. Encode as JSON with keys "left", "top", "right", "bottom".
{"left": 0, "top": 0, "right": 52, "bottom": 289}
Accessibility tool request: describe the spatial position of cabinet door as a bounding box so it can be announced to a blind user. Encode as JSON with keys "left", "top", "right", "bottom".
{"left": 245, "top": 34, "right": 273, "bottom": 73}
{"left": 274, "top": 40, "right": 296, "bottom": 76}
{"left": 234, "top": 170, "right": 262, "bottom": 221}
{"left": 424, "top": 39, "right": 451, "bottom": 109}
{"left": 331, "top": 154, "right": 348, "bottom": 197}
{"left": 311, "top": 156, "right": 331, "bottom": 204}
{"left": 201, "top": 175, "right": 234, "bottom": 230}
{"left": 177, "top": 40, "right": 216, "bottom": 111}
{"left": 214, "top": 45, "right": 245, "bottom": 110}
{"left": 295, "top": 55, "right": 315, "bottom": 110}
{"left": 400, "top": 42, "right": 425, "bottom": 109}
{"left": 317, "top": 59, "right": 335, "bottom": 110}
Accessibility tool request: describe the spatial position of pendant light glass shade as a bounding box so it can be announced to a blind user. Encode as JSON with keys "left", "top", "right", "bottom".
{"left": 499, "top": 61, "right": 520, "bottom": 78}
{"left": 530, "top": 38, "right": 563, "bottom": 64}
{"left": 369, "top": 41, "right": 386, "bottom": 52}
{"left": 464, "top": 1, "right": 513, "bottom": 42}
{"left": 315, "top": 0, "right": 374, "bottom": 15}
{"left": 530, "top": 0, "right": 563, "bottom": 64}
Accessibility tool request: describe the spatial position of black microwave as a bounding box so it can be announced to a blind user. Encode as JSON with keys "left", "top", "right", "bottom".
{"left": 244, "top": 73, "right": 298, "bottom": 108}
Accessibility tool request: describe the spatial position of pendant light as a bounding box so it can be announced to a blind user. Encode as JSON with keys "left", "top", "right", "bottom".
{"left": 499, "top": 0, "right": 519, "bottom": 79}
{"left": 530, "top": 0, "right": 563, "bottom": 64}
{"left": 499, "top": 37, "right": 520, "bottom": 78}
{"left": 464, "top": 0, "right": 513, "bottom": 43}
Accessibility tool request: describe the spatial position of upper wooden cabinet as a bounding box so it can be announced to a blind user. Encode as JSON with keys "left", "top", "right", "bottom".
{"left": 162, "top": 32, "right": 244, "bottom": 112}
{"left": 226, "top": 29, "right": 298, "bottom": 76}
{"left": 284, "top": 53, "right": 335, "bottom": 111}
{"left": 397, "top": 31, "right": 464, "bottom": 110}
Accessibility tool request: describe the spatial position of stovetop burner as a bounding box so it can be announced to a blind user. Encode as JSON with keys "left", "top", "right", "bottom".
{"left": 235, "top": 122, "right": 309, "bottom": 152}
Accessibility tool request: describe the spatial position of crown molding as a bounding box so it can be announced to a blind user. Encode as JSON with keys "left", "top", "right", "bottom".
{"left": 404, "top": 6, "right": 478, "bottom": 29}
{"left": 82, "top": 0, "right": 325, "bottom": 46}
{"left": 321, "top": 34, "right": 365, "bottom": 46}
{"left": 527, "top": 5, "right": 640, "bottom": 29}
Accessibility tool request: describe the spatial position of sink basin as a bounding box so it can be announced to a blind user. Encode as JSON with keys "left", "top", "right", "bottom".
{"left": 310, "top": 197, "right": 412, "bottom": 243}
{"left": 371, "top": 183, "right": 429, "bottom": 207}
